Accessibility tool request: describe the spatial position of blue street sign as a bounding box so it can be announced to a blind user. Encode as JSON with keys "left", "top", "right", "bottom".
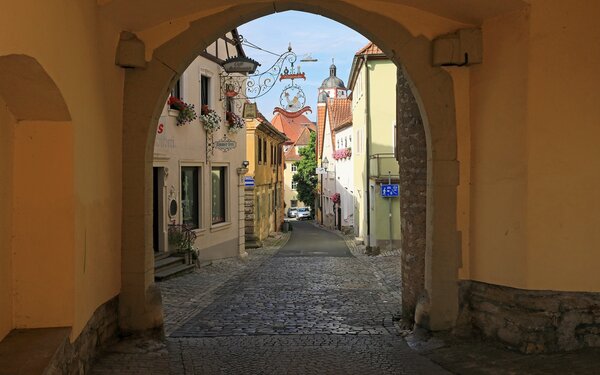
{"left": 244, "top": 176, "right": 255, "bottom": 187}
{"left": 381, "top": 184, "right": 399, "bottom": 197}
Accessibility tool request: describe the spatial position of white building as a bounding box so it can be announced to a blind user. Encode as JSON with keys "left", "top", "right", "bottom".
{"left": 152, "top": 31, "right": 248, "bottom": 278}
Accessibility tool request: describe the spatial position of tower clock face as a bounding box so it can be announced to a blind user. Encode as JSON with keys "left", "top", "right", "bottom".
{"left": 279, "top": 83, "right": 306, "bottom": 113}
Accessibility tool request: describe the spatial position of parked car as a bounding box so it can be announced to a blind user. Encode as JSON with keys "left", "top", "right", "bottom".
{"left": 296, "top": 207, "right": 311, "bottom": 220}
{"left": 287, "top": 207, "right": 298, "bottom": 218}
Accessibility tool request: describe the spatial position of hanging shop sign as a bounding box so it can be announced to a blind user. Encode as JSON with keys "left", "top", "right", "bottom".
{"left": 213, "top": 135, "right": 237, "bottom": 152}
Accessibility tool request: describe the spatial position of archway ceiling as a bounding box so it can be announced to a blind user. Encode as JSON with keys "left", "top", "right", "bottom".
{"left": 99, "top": 0, "right": 527, "bottom": 32}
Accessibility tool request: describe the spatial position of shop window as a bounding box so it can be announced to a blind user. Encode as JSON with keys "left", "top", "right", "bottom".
{"left": 181, "top": 166, "right": 200, "bottom": 229}
{"left": 211, "top": 166, "right": 227, "bottom": 224}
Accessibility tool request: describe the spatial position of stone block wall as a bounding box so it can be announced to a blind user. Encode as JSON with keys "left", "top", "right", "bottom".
{"left": 244, "top": 187, "right": 261, "bottom": 249}
{"left": 458, "top": 280, "right": 600, "bottom": 353}
{"left": 46, "top": 297, "right": 119, "bottom": 374}
{"left": 396, "top": 68, "right": 427, "bottom": 321}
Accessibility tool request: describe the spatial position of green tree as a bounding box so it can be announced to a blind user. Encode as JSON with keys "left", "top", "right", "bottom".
{"left": 292, "top": 131, "right": 318, "bottom": 207}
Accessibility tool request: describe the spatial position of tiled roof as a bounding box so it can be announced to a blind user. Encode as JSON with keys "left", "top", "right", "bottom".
{"left": 284, "top": 146, "right": 301, "bottom": 161}
{"left": 317, "top": 105, "right": 327, "bottom": 160}
{"left": 295, "top": 127, "right": 312, "bottom": 146}
{"left": 270, "top": 112, "right": 315, "bottom": 144}
{"left": 327, "top": 98, "right": 352, "bottom": 131}
{"left": 355, "top": 42, "right": 384, "bottom": 56}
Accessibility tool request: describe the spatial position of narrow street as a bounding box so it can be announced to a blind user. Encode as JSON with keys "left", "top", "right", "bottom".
{"left": 92, "top": 221, "right": 448, "bottom": 374}
{"left": 91, "top": 222, "right": 600, "bottom": 374}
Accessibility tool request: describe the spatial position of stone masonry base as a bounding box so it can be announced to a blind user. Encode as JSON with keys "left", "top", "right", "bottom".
{"left": 45, "top": 297, "right": 119, "bottom": 374}
{"left": 458, "top": 280, "right": 600, "bottom": 353}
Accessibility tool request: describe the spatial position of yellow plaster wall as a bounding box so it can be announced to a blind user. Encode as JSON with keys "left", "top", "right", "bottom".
{"left": 0, "top": 98, "right": 15, "bottom": 340}
{"left": 525, "top": 0, "right": 600, "bottom": 291}
{"left": 467, "top": 2, "right": 600, "bottom": 293}
{"left": 12, "top": 121, "right": 74, "bottom": 328}
{"left": 368, "top": 60, "right": 402, "bottom": 243}
{"left": 0, "top": 1, "right": 124, "bottom": 338}
{"left": 468, "top": 8, "right": 530, "bottom": 288}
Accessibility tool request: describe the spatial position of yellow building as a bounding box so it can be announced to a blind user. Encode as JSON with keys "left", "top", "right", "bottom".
{"left": 1, "top": 1, "right": 600, "bottom": 370}
{"left": 348, "top": 43, "right": 400, "bottom": 250}
{"left": 244, "top": 114, "right": 287, "bottom": 247}
{"left": 271, "top": 112, "right": 315, "bottom": 212}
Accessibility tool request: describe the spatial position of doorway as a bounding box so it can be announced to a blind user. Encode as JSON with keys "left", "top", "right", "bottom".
{"left": 153, "top": 167, "right": 166, "bottom": 254}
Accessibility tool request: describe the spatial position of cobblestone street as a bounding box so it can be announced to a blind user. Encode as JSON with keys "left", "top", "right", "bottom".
{"left": 92, "top": 221, "right": 448, "bottom": 374}
{"left": 91, "top": 222, "right": 600, "bottom": 374}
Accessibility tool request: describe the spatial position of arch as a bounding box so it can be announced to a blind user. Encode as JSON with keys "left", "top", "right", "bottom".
{"left": 0, "top": 55, "right": 74, "bottom": 340}
{"left": 121, "top": 1, "right": 459, "bottom": 333}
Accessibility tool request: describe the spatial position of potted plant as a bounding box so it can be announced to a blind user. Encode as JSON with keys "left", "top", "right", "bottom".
{"left": 225, "top": 110, "right": 245, "bottom": 133}
{"left": 199, "top": 105, "right": 222, "bottom": 133}
{"left": 167, "top": 96, "right": 198, "bottom": 126}
{"left": 167, "top": 224, "right": 198, "bottom": 264}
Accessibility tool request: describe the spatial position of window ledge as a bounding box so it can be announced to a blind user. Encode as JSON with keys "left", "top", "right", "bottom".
{"left": 210, "top": 222, "right": 231, "bottom": 232}
{"left": 167, "top": 109, "right": 180, "bottom": 116}
{"left": 192, "top": 228, "right": 207, "bottom": 236}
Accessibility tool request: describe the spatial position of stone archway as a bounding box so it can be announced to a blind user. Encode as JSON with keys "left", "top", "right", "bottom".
{"left": 120, "top": 1, "right": 459, "bottom": 333}
{"left": 0, "top": 55, "right": 75, "bottom": 338}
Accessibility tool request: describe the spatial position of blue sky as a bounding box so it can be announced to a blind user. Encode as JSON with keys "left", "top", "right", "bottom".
{"left": 238, "top": 11, "right": 369, "bottom": 122}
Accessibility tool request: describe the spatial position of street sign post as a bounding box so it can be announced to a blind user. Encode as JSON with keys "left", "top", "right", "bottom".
{"left": 380, "top": 184, "right": 399, "bottom": 197}
{"left": 315, "top": 167, "right": 327, "bottom": 175}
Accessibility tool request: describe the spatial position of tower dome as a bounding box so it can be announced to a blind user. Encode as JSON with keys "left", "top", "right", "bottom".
{"left": 319, "top": 61, "right": 347, "bottom": 90}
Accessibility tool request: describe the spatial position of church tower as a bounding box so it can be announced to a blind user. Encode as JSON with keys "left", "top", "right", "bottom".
{"left": 317, "top": 60, "right": 347, "bottom": 160}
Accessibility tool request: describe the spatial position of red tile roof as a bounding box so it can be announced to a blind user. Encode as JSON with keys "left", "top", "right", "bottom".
{"left": 316, "top": 104, "right": 327, "bottom": 160}
{"left": 270, "top": 112, "right": 315, "bottom": 145}
{"left": 284, "top": 127, "right": 313, "bottom": 161}
{"left": 284, "top": 146, "right": 301, "bottom": 161}
{"left": 327, "top": 98, "right": 352, "bottom": 131}
{"left": 355, "top": 42, "right": 384, "bottom": 56}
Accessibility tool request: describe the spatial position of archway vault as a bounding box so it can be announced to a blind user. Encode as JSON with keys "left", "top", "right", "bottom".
{"left": 120, "top": 1, "right": 459, "bottom": 333}
{"left": 0, "top": 54, "right": 74, "bottom": 338}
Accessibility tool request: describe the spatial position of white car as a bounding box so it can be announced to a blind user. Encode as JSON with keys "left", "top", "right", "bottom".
{"left": 296, "top": 207, "right": 311, "bottom": 220}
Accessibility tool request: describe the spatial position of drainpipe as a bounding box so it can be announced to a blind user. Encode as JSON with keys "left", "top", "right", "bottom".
{"left": 364, "top": 55, "right": 372, "bottom": 250}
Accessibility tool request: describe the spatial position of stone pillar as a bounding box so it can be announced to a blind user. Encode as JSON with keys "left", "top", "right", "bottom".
{"left": 396, "top": 68, "right": 427, "bottom": 322}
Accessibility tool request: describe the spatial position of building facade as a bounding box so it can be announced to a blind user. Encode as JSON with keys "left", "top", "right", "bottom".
{"left": 271, "top": 112, "right": 315, "bottom": 211}
{"left": 153, "top": 31, "right": 248, "bottom": 264}
{"left": 244, "top": 113, "right": 287, "bottom": 247}
{"left": 319, "top": 96, "right": 354, "bottom": 231}
{"left": 348, "top": 43, "right": 401, "bottom": 250}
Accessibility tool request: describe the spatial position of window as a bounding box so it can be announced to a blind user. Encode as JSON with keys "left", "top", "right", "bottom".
{"left": 257, "top": 137, "right": 262, "bottom": 164}
{"left": 263, "top": 139, "right": 267, "bottom": 164}
{"left": 171, "top": 78, "right": 182, "bottom": 99}
{"left": 291, "top": 180, "right": 298, "bottom": 190}
{"left": 201, "top": 75, "right": 210, "bottom": 107}
{"left": 181, "top": 167, "right": 200, "bottom": 229}
{"left": 290, "top": 200, "right": 298, "bottom": 208}
{"left": 211, "top": 167, "right": 226, "bottom": 224}
{"left": 271, "top": 144, "right": 275, "bottom": 165}
{"left": 291, "top": 164, "right": 297, "bottom": 172}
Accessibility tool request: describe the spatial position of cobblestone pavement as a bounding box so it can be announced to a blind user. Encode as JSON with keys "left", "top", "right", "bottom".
{"left": 92, "top": 222, "right": 449, "bottom": 374}
{"left": 91, "top": 221, "right": 600, "bottom": 374}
